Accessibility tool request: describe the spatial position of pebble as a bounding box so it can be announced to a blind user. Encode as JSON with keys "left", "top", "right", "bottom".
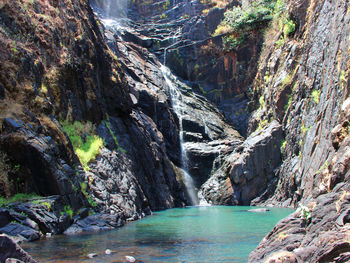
{"left": 87, "top": 253, "right": 97, "bottom": 258}
{"left": 125, "top": 255, "right": 136, "bottom": 262}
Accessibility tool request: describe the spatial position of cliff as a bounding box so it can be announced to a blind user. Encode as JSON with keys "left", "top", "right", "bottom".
{"left": 248, "top": 0, "right": 350, "bottom": 261}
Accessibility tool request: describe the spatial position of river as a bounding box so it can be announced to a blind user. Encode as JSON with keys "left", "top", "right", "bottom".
{"left": 23, "top": 206, "right": 293, "bottom": 262}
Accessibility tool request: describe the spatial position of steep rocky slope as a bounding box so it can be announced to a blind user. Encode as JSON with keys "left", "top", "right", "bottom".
{"left": 0, "top": 0, "right": 189, "bottom": 242}
{"left": 248, "top": 0, "right": 350, "bottom": 261}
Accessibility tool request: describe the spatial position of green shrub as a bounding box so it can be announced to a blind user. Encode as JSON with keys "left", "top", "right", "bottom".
{"left": 311, "top": 90, "right": 321, "bottom": 104}
{"left": 80, "top": 182, "right": 97, "bottom": 208}
{"left": 61, "top": 205, "right": 73, "bottom": 219}
{"left": 214, "top": 0, "right": 277, "bottom": 39}
{"left": 281, "top": 140, "right": 287, "bottom": 149}
{"left": 103, "top": 119, "right": 126, "bottom": 154}
{"left": 198, "top": 84, "right": 207, "bottom": 95}
{"left": 163, "top": 0, "right": 170, "bottom": 10}
{"left": 299, "top": 204, "right": 311, "bottom": 224}
{"left": 160, "top": 13, "right": 167, "bottom": 19}
{"left": 33, "top": 200, "right": 51, "bottom": 211}
{"left": 283, "top": 18, "right": 295, "bottom": 36}
{"left": 61, "top": 120, "right": 104, "bottom": 171}
{"left": 223, "top": 34, "right": 246, "bottom": 51}
{"left": 75, "top": 136, "right": 104, "bottom": 170}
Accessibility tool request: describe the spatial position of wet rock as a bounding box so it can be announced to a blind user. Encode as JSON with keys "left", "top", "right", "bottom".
{"left": 0, "top": 234, "right": 36, "bottom": 263}
{"left": 64, "top": 213, "right": 124, "bottom": 235}
{"left": 5, "top": 258, "right": 25, "bottom": 263}
{"left": 125, "top": 255, "right": 136, "bottom": 262}
{"left": 11, "top": 196, "right": 73, "bottom": 235}
{"left": 87, "top": 253, "right": 97, "bottom": 259}
{"left": 0, "top": 223, "right": 41, "bottom": 241}
{"left": 248, "top": 208, "right": 270, "bottom": 213}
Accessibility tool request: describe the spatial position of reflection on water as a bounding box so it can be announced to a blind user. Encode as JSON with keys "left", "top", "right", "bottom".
{"left": 23, "top": 206, "right": 293, "bottom": 262}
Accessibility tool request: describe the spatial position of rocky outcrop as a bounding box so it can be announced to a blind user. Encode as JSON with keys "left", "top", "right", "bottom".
{"left": 64, "top": 213, "right": 124, "bottom": 235}
{"left": 0, "top": 234, "right": 36, "bottom": 263}
{"left": 248, "top": 0, "right": 350, "bottom": 261}
{"left": 0, "top": 0, "right": 187, "bottom": 254}
{"left": 200, "top": 121, "right": 282, "bottom": 205}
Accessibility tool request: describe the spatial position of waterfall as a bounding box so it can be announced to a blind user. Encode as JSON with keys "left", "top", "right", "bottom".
{"left": 163, "top": 48, "right": 167, "bottom": 65}
{"left": 161, "top": 65, "right": 199, "bottom": 206}
{"left": 95, "top": 0, "right": 128, "bottom": 18}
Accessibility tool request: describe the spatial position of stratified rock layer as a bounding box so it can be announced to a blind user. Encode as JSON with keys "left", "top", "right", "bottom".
{"left": 248, "top": 0, "right": 350, "bottom": 261}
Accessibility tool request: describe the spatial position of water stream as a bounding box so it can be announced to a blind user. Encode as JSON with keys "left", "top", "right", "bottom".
{"left": 23, "top": 206, "right": 294, "bottom": 262}
{"left": 161, "top": 65, "right": 199, "bottom": 206}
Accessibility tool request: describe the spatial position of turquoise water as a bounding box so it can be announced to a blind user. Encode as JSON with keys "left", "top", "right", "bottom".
{"left": 23, "top": 206, "right": 293, "bottom": 262}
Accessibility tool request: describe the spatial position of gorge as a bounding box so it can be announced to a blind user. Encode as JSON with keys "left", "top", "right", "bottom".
{"left": 0, "top": 0, "right": 349, "bottom": 262}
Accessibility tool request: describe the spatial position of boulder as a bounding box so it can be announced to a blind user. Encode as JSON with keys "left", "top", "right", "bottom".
{"left": 0, "top": 223, "right": 41, "bottom": 242}
{"left": 0, "top": 234, "right": 36, "bottom": 263}
{"left": 64, "top": 213, "right": 124, "bottom": 235}
{"left": 201, "top": 121, "right": 283, "bottom": 205}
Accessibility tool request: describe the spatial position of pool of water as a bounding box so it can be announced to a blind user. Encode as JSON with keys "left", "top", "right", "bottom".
{"left": 23, "top": 206, "right": 293, "bottom": 262}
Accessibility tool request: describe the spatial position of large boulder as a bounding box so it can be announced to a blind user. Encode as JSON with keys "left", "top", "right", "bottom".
{"left": 201, "top": 121, "right": 283, "bottom": 205}
{"left": 0, "top": 234, "right": 36, "bottom": 263}
{"left": 64, "top": 213, "right": 124, "bottom": 235}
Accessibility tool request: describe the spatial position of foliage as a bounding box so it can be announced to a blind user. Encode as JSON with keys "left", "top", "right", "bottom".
{"left": 301, "top": 123, "right": 309, "bottom": 135}
{"left": 340, "top": 70, "right": 347, "bottom": 89}
{"left": 311, "top": 89, "right": 321, "bottom": 104}
{"left": 61, "top": 205, "right": 74, "bottom": 219}
{"left": 75, "top": 136, "right": 104, "bottom": 171}
{"left": 214, "top": 0, "right": 296, "bottom": 51}
{"left": 60, "top": 120, "right": 104, "bottom": 171}
{"left": 198, "top": 84, "right": 207, "bottom": 95}
{"left": 33, "top": 200, "right": 52, "bottom": 211}
{"left": 160, "top": 13, "right": 167, "bottom": 19}
{"left": 281, "top": 140, "right": 287, "bottom": 149}
{"left": 214, "top": 0, "right": 276, "bottom": 37}
{"left": 0, "top": 193, "right": 41, "bottom": 207}
{"left": 40, "top": 83, "right": 48, "bottom": 94}
{"left": 163, "top": 0, "right": 170, "bottom": 10}
{"left": 299, "top": 204, "right": 312, "bottom": 224}
{"left": 222, "top": 34, "right": 246, "bottom": 51}
{"left": 103, "top": 118, "right": 126, "bottom": 154}
{"left": 256, "top": 119, "right": 268, "bottom": 131}
{"left": 281, "top": 74, "right": 292, "bottom": 89}
{"left": 80, "top": 182, "right": 97, "bottom": 208}
{"left": 259, "top": 95, "right": 266, "bottom": 109}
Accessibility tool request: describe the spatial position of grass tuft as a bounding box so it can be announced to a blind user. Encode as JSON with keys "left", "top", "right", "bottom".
{"left": 0, "top": 193, "right": 41, "bottom": 207}
{"left": 61, "top": 120, "right": 104, "bottom": 171}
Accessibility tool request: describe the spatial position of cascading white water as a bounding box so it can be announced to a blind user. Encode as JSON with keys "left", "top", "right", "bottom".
{"left": 96, "top": 0, "right": 128, "bottom": 18}
{"left": 161, "top": 65, "right": 199, "bottom": 206}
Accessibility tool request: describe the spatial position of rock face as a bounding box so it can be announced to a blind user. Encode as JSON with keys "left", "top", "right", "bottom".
{"left": 248, "top": 0, "right": 350, "bottom": 261}
{"left": 0, "top": 234, "right": 36, "bottom": 263}
{"left": 200, "top": 121, "right": 282, "bottom": 205}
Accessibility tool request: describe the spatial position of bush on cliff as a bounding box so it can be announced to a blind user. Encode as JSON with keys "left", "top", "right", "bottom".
{"left": 214, "top": 0, "right": 295, "bottom": 51}
{"left": 60, "top": 120, "right": 104, "bottom": 171}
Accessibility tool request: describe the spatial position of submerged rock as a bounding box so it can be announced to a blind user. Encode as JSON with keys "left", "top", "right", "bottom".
{"left": 125, "top": 255, "right": 136, "bottom": 262}
{"left": 87, "top": 253, "right": 97, "bottom": 259}
{"left": 248, "top": 208, "right": 270, "bottom": 213}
